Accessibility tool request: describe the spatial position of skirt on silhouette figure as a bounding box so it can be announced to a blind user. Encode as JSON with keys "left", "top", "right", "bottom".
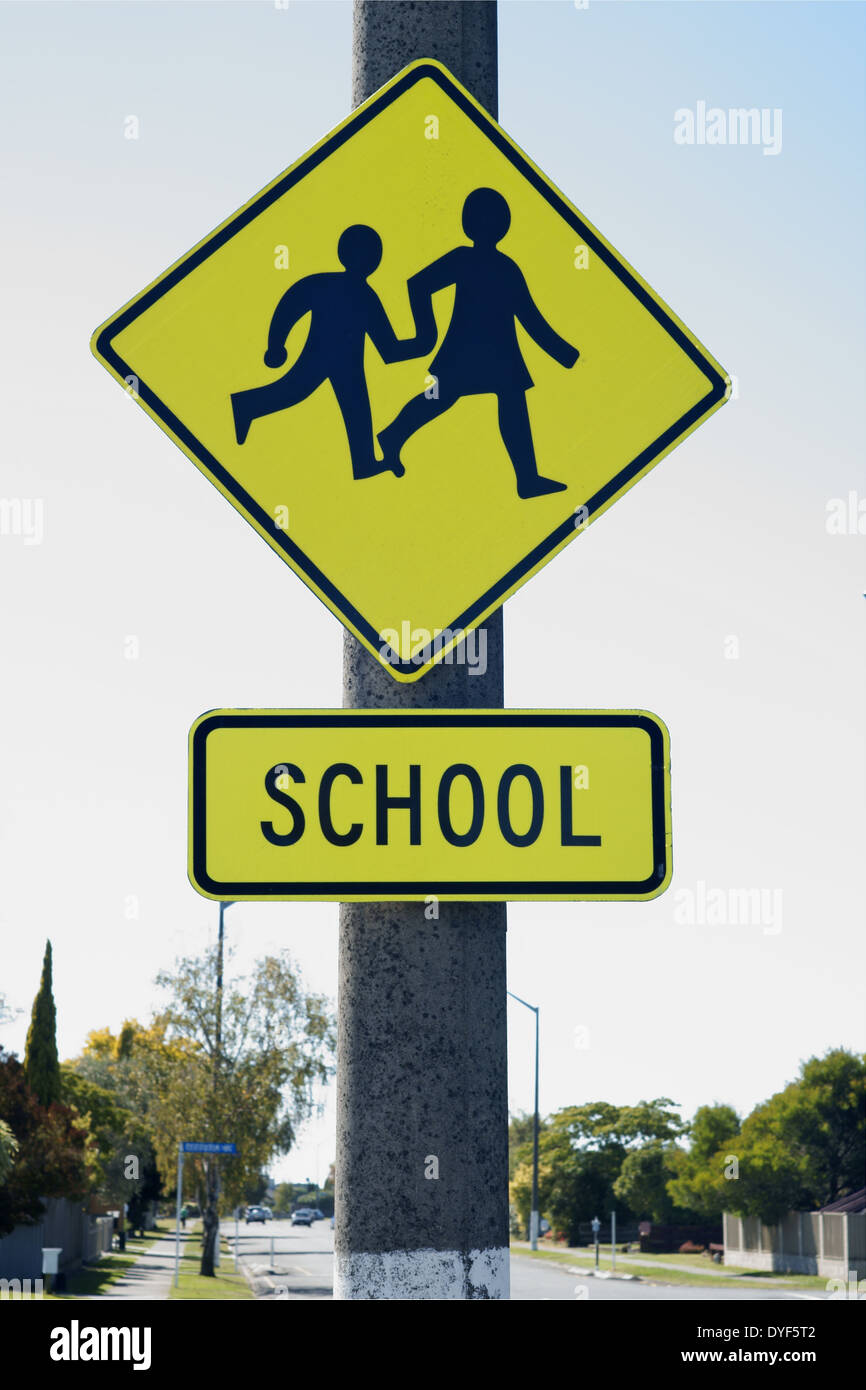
{"left": 429, "top": 335, "right": 534, "bottom": 398}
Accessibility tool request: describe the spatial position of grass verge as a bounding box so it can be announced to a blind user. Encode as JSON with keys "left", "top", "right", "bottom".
{"left": 511, "top": 1244, "right": 828, "bottom": 1292}
{"left": 168, "top": 1231, "right": 254, "bottom": 1301}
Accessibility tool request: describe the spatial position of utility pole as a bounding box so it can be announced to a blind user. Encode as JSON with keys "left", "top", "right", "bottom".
{"left": 335, "top": 0, "right": 508, "bottom": 1300}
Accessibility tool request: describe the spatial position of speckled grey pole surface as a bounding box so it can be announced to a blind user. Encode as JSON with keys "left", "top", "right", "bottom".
{"left": 335, "top": 0, "right": 509, "bottom": 1300}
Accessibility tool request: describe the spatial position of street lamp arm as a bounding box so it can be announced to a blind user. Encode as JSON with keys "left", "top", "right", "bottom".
{"left": 506, "top": 989, "right": 538, "bottom": 1016}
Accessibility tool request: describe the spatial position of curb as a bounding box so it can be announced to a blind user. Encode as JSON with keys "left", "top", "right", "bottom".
{"left": 568, "top": 1266, "right": 641, "bottom": 1283}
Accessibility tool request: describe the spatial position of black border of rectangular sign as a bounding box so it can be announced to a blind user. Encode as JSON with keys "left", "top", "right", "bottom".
{"left": 190, "top": 711, "right": 670, "bottom": 899}
{"left": 94, "top": 62, "right": 726, "bottom": 681}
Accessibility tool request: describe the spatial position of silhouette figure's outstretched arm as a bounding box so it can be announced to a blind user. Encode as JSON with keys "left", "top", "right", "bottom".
{"left": 405, "top": 249, "right": 464, "bottom": 355}
{"left": 264, "top": 280, "right": 315, "bottom": 368}
{"left": 366, "top": 294, "right": 435, "bottom": 364}
{"left": 513, "top": 269, "right": 579, "bottom": 368}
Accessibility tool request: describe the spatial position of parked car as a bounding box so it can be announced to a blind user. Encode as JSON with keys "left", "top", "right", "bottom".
{"left": 310, "top": 1208, "right": 325, "bottom": 1221}
{"left": 246, "top": 1206, "right": 268, "bottom": 1224}
{"left": 291, "top": 1208, "right": 314, "bottom": 1226}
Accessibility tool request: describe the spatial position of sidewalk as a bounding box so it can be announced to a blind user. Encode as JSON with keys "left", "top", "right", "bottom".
{"left": 86, "top": 1229, "right": 183, "bottom": 1300}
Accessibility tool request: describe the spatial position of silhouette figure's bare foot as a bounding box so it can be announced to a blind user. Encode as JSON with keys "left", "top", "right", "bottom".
{"left": 231, "top": 394, "right": 251, "bottom": 446}
{"left": 517, "top": 475, "right": 567, "bottom": 499}
{"left": 376, "top": 432, "right": 405, "bottom": 478}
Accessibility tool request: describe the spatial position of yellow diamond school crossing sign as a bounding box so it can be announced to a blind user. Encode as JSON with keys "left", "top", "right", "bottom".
{"left": 92, "top": 60, "right": 729, "bottom": 681}
{"left": 189, "top": 710, "right": 671, "bottom": 903}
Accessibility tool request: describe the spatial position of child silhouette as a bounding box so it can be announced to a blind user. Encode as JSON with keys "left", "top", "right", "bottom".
{"left": 377, "top": 187, "right": 579, "bottom": 498}
{"left": 231, "top": 224, "right": 430, "bottom": 480}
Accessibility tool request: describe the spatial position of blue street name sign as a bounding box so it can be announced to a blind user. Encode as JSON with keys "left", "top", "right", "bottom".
{"left": 181, "top": 1141, "right": 237, "bottom": 1154}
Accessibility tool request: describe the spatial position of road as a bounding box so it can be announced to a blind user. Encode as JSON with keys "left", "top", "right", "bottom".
{"left": 227, "top": 1216, "right": 334, "bottom": 1300}
{"left": 227, "top": 1219, "right": 823, "bottom": 1302}
{"left": 509, "top": 1257, "right": 820, "bottom": 1302}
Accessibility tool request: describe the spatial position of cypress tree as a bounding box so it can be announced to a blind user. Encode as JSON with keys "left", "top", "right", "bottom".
{"left": 24, "top": 940, "right": 60, "bottom": 1106}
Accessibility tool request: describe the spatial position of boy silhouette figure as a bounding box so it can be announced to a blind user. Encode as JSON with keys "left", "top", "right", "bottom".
{"left": 231, "top": 224, "right": 430, "bottom": 480}
{"left": 377, "top": 187, "right": 579, "bottom": 498}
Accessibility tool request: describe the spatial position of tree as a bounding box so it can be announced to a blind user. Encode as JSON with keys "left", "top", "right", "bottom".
{"left": 0, "top": 1051, "right": 98, "bottom": 1236}
{"left": 245, "top": 1174, "right": 270, "bottom": 1206}
{"left": 273, "top": 1181, "right": 297, "bottom": 1214}
{"left": 725, "top": 1050, "right": 865, "bottom": 1224}
{"left": 60, "top": 1068, "right": 155, "bottom": 1214}
{"left": 783, "top": 1050, "right": 865, "bottom": 1205}
{"left": 613, "top": 1141, "right": 679, "bottom": 1222}
{"left": 513, "top": 1099, "right": 686, "bottom": 1244}
{"left": 152, "top": 945, "right": 335, "bottom": 1276}
{"left": 68, "top": 1017, "right": 205, "bottom": 1237}
{"left": 508, "top": 1111, "right": 539, "bottom": 1179}
{"left": 666, "top": 1103, "right": 741, "bottom": 1221}
{"left": 70, "top": 1017, "right": 193, "bottom": 1125}
{"left": 510, "top": 1152, "right": 554, "bottom": 1234}
{"left": 24, "top": 941, "right": 60, "bottom": 1107}
{"left": 665, "top": 1052, "right": 866, "bottom": 1227}
{"left": 0, "top": 1118, "right": 18, "bottom": 1184}
{"left": 508, "top": 1112, "right": 552, "bottom": 1235}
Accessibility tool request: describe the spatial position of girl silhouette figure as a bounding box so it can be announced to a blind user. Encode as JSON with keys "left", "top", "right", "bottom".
{"left": 377, "top": 187, "right": 579, "bottom": 498}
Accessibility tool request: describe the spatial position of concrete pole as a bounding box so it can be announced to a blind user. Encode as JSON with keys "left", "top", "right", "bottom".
{"left": 335, "top": 0, "right": 508, "bottom": 1301}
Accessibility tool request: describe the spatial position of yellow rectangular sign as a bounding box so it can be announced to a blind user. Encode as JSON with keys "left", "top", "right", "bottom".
{"left": 189, "top": 710, "right": 671, "bottom": 902}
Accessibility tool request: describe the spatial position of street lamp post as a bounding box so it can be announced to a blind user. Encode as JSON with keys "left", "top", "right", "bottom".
{"left": 211, "top": 900, "right": 234, "bottom": 1270}
{"left": 216, "top": 900, "right": 234, "bottom": 1056}
{"left": 507, "top": 991, "right": 540, "bottom": 1251}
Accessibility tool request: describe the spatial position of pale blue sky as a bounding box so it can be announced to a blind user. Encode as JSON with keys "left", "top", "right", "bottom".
{"left": 1, "top": 1, "right": 863, "bottom": 1184}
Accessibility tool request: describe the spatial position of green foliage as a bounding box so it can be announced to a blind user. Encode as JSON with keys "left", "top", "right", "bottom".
{"left": 613, "top": 1141, "right": 679, "bottom": 1222}
{"left": 272, "top": 1181, "right": 294, "bottom": 1212}
{"left": 688, "top": 1103, "right": 742, "bottom": 1164}
{"left": 148, "top": 946, "right": 335, "bottom": 1207}
{"left": 782, "top": 1049, "right": 865, "bottom": 1204}
{"left": 0, "top": 1051, "right": 98, "bottom": 1236}
{"left": 272, "top": 1180, "right": 333, "bottom": 1216}
{"left": 60, "top": 1067, "right": 155, "bottom": 1207}
{"left": 666, "top": 1103, "right": 741, "bottom": 1221}
{"left": 724, "top": 1049, "right": 865, "bottom": 1224}
{"left": 664, "top": 1051, "right": 865, "bottom": 1227}
{"left": 150, "top": 944, "right": 335, "bottom": 1276}
{"left": 508, "top": 1111, "right": 539, "bottom": 1180}
{"left": 0, "top": 1118, "right": 19, "bottom": 1184}
{"left": 24, "top": 941, "right": 60, "bottom": 1107}
{"left": 246, "top": 1174, "right": 270, "bottom": 1206}
{"left": 510, "top": 1098, "right": 686, "bottom": 1242}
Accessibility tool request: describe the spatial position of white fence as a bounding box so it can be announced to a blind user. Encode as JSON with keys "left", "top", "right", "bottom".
{"left": 724, "top": 1209, "right": 866, "bottom": 1280}
{"left": 0, "top": 1201, "right": 114, "bottom": 1281}
{"left": 84, "top": 1216, "right": 114, "bottom": 1262}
